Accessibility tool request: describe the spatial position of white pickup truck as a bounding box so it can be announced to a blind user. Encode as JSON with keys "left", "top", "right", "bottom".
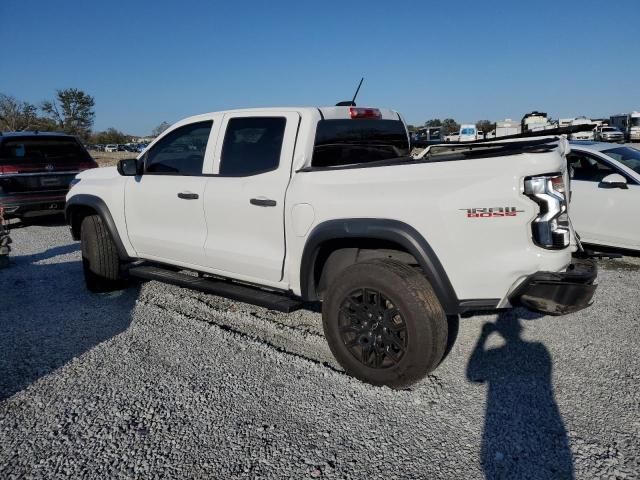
{"left": 66, "top": 106, "right": 597, "bottom": 388}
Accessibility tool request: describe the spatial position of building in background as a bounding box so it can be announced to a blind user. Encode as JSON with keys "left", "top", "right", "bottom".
{"left": 494, "top": 119, "right": 521, "bottom": 138}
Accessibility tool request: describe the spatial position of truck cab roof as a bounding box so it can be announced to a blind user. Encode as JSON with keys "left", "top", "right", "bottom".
{"left": 177, "top": 106, "right": 401, "bottom": 125}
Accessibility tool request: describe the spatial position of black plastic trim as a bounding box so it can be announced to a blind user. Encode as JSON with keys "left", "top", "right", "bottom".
{"left": 129, "top": 264, "right": 302, "bottom": 313}
{"left": 65, "top": 194, "right": 132, "bottom": 261}
{"left": 297, "top": 137, "right": 559, "bottom": 173}
{"left": 509, "top": 258, "right": 597, "bottom": 315}
{"left": 458, "top": 299, "right": 501, "bottom": 313}
{"left": 300, "top": 219, "right": 459, "bottom": 314}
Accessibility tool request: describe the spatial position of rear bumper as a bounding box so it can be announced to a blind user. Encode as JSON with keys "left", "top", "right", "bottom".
{"left": 509, "top": 258, "right": 597, "bottom": 315}
{"left": 0, "top": 192, "right": 67, "bottom": 218}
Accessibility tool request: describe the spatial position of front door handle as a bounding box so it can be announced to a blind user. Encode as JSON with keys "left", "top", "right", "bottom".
{"left": 250, "top": 197, "right": 277, "bottom": 207}
{"left": 177, "top": 192, "right": 199, "bottom": 200}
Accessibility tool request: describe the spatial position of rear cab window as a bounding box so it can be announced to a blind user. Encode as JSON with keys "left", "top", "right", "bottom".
{"left": 311, "top": 117, "right": 410, "bottom": 168}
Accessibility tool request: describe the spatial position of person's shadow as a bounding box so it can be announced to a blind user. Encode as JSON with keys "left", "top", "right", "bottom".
{"left": 466, "top": 310, "right": 574, "bottom": 479}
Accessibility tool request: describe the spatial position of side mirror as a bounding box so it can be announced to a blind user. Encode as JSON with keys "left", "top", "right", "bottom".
{"left": 117, "top": 158, "right": 139, "bottom": 176}
{"left": 599, "top": 173, "right": 628, "bottom": 189}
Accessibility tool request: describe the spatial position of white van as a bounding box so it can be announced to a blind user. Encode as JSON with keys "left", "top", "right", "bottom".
{"left": 458, "top": 124, "right": 477, "bottom": 142}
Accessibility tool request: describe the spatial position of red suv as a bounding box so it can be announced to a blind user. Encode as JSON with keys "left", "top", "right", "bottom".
{"left": 0, "top": 132, "right": 98, "bottom": 220}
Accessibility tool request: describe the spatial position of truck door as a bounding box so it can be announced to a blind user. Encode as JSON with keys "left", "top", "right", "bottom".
{"left": 124, "top": 120, "right": 214, "bottom": 266}
{"left": 202, "top": 112, "right": 300, "bottom": 283}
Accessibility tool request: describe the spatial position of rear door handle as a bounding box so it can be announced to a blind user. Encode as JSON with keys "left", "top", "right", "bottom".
{"left": 177, "top": 192, "right": 199, "bottom": 200}
{"left": 250, "top": 197, "right": 277, "bottom": 207}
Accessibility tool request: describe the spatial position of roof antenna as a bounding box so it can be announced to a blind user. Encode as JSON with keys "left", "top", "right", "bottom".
{"left": 336, "top": 77, "right": 364, "bottom": 107}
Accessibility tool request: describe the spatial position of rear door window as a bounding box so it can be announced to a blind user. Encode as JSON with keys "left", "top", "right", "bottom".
{"left": 219, "top": 117, "right": 286, "bottom": 176}
{"left": 312, "top": 119, "right": 409, "bottom": 168}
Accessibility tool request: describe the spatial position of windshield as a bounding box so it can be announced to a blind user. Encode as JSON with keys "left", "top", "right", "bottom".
{"left": 631, "top": 117, "right": 640, "bottom": 127}
{"left": 601, "top": 127, "right": 616, "bottom": 132}
{"left": 460, "top": 128, "right": 475, "bottom": 135}
{"left": 312, "top": 119, "right": 409, "bottom": 167}
{"left": 602, "top": 147, "right": 640, "bottom": 174}
{"left": 0, "top": 136, "right": 92, "bottom": 165}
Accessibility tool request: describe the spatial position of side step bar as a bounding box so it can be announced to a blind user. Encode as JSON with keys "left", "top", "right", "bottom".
{"left": 128, "top": 265, "right": 303, "bottom": 313}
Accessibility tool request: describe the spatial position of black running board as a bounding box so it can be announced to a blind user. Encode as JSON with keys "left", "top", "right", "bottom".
{"left": 128, "top": 265, "right": 303, "bottom": 313}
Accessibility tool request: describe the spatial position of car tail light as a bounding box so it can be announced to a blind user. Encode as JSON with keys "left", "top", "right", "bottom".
{"left": 0, "top": 165, "right": 19, "bottom": 175}
{"left": 524, "top": 174, "right": 570, "bottom": 249}
{"left": 78, "top": 162, "right": 98, "bottom": 171}
{"left": 349, "top": 107, "right": 381, "bottom": 119}
{"left": 550, "top": 175, "right": 565, "bottom": 194}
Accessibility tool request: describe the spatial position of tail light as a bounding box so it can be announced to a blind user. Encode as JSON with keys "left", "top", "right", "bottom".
{"left": 349, "top": 107, "right": 381, "bottom": 119}
{"left": 0, "top": 165, "right": 19, "bottom": 175}
{"left": 78, "top": 161, "right": 98, "bottom": 171}
{"left": 524, "top": 174, "right": 570, "bottom": 249}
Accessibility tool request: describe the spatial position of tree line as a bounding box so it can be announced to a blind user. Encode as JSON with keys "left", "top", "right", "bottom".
{"left": 0, "top": 89, "right": 172, "bottom": 144}
{"left": 0, "top": 89, "right": 95, "bottom": 139}
{"left": 2, "top": 89, "right": 498, "bottom": 142}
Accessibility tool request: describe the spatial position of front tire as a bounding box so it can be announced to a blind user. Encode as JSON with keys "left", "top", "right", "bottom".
{"left": 322, "top": 259, "right": 448, "bottom": 388}
{"left": 80, "top": 214, "right": 124, "bottom": 292}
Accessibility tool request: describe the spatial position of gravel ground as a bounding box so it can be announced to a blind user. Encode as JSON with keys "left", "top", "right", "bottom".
{"left": 1, "top": 221, "right": 638, "bottom": 479}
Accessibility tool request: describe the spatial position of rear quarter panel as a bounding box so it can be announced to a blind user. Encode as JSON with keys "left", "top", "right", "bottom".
{"left": 285, "top": 150, "right": 573, "bottom": 303}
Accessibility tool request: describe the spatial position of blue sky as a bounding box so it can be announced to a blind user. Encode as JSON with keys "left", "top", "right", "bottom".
{"left": 1, "top": 0, "right": 638, "bottom": 134}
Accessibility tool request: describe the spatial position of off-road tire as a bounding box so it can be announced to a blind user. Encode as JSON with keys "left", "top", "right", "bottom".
{"left": 80, "top": 214, "right": 124, "bottom": 292}
{"left": 323, "top": 258, "right": 448, "bottom": 388}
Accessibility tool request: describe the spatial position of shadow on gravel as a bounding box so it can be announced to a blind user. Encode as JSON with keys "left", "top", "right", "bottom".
{"left": 8, "top": 213, "right": 67, "bottom": 229}
{"left": 466, "top": 309, "right": 574, "bottom": 479}
{"left": 0, "top": 244, "right": 139, "bottom": 401}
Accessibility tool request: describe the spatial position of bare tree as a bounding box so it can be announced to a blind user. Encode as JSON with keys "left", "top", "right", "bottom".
{"left": 151, "top": 121, "right": 171, "bottom": 137}
{"left": 441, "top": 118, "right": 460, "bottom": 135}
{"left": 0, "top": 94, "right": 38, "bottom": 131}
{"left": 423, "top": 119, "right": 442, "bottom": 128}
{"left": 91, "top": 128, "right": 130, "bottom": 145}
{"left": 476, "top": 120, "right": 496, "bottom": 134}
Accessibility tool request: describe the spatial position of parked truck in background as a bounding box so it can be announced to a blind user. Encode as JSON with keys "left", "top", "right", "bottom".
{"left": 412, "top": 126, "right": 444, "bottom": 146}
{"left": 594, "top": 125, "right": 625, "bottom": 143}
{"left": 65, "top": 105, "right": 597, "bottom": 388}
{"left": 610, "top": 112, "right": 640, "bottom": 142}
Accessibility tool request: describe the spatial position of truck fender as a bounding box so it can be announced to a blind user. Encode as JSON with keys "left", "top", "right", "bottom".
{"left": 65, "top": 194, "right": 132, "bottom": 261}
{"left": 299, "top": 219, "right": 459, "bottom": 314}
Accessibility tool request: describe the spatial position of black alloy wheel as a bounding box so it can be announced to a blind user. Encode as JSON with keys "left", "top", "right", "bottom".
{"left": 339, "top": 288, "right": 407, "bottom": 369}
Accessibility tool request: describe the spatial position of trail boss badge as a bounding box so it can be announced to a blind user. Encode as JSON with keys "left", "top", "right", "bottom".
{"left": 460, "top": 207, "right": 525, "bottom": 218}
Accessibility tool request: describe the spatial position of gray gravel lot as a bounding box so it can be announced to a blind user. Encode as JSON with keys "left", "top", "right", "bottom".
{"left": 1, "top": 220, "right": 639, "bottom": 479}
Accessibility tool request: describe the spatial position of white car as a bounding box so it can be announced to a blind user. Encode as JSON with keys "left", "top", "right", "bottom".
{"left": 568, "top": 141, "right": 640, "bottom": 251}
{"left": 570, "top": 129, "right": 595, "bottom": 141}
{"left": 104, "top": 144, "right": 118, "bottom": 153}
